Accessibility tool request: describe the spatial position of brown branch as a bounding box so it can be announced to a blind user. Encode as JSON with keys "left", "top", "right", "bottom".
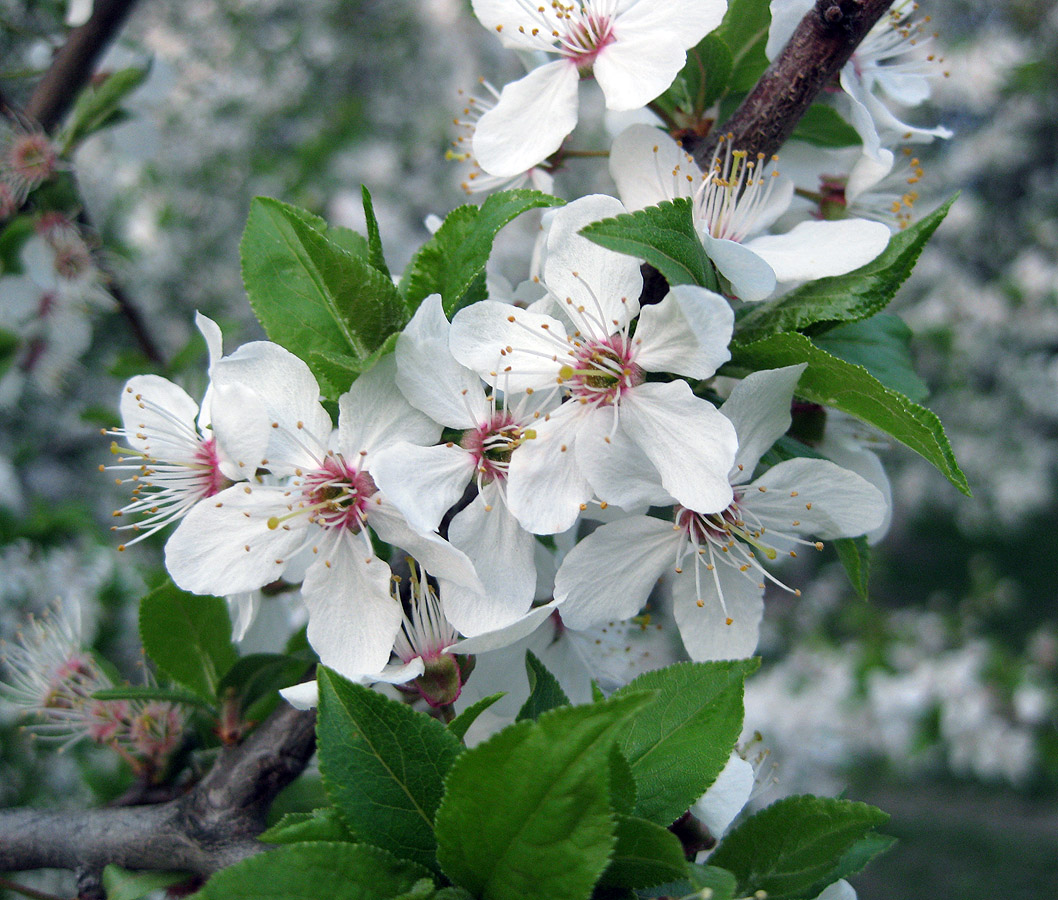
{"left": 687, "top": 0, "right": 896, "bottom": 167}
{"left": 0, "top": 702, "right": 317, "bottom": 879}
{"left": 24, "top": 0, "right": 142, "bottom": 132}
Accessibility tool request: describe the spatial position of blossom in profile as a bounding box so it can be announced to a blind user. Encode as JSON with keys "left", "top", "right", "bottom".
{"left": 105, "top": 313, "right": 243, "bottom": 549}
{"left": 448, "top": 82, "right": 556, "bottom": 195}
{"left": 554, "top": 366, "right": 887, "bottom": 660}
{"left": 0, "top": 123, "right": 59, "bottom": 201}
{"left": 609, "top": 125, "right": 891, "bottom": 301}
{"left": 470, "top": 0, "right": 729, "bottom": 176}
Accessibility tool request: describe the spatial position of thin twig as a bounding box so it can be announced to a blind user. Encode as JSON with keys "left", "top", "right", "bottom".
{"left": 687, "top": 0, "right": 896, "bottom": 167}
{"left": 24, "top": 0, "right": 142, "bottom": 132}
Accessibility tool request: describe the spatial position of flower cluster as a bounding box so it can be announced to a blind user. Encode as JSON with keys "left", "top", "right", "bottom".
{"left": 0, "top": 600, "right": 185, "bottom": 776}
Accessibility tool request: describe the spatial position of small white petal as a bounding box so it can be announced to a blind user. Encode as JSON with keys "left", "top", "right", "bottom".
{"left": 227, "top": 592, "right": 260, "bottom": 642}
{"left": 815, "top": 881, "right": 857, "bottom": 900}
{"left": 302, "top": 535, "right": 402, "bottom": 680}
{"left": 449, "top": 597, "right": 562, "bottom": 655}
{"left": 746, "top": 219, "right": 891, "bottom": 284}
{"left": 620, "top": 381, "right": 737, "bottom": 514}
{"left": 554, "top": 516, "right": 678, "bottom": 630}
{"left": 449, "top": 485, "right": 537, "bottom": 626}
{"left": 634, "top": 285, "right": 733, "bottom": 379}
{"left": 339, "top": 354, "right": 441, "bottom": 463}
{"left": 721, "top": 365, "right": 807, "bottom": 482}
{"left": 672, "top": 566, "right": 764, "bottom": 661}
{"left": 396, "top": 294, "right": 488, "bottom": 429}
{"left": 543, "top": 195, "right": 642, "bottom": 333}
{"left": 371, "top": 441, "right": 474, "bottom": 535}
{"left": 472, "top": 0, "right": 560, "bottom": 50}
{"left": 506, "top": 403, "right": 593, "bottom": 534}
{"left": 746, "top": 457, "right": 887, "bottom": 539}
{"left": 702, "top": 231, "right": 777, "bottom": 302}
{"left": 609, "top": 124, "right": 689, "bottom": 211}
{"left": 164, "top": 485, "right": 305, "bottom": 595}
{"left": 473, "top": 61, "right": 580, "bottom": 177}
{"left": 280, "top": 681, "right": 320, "bottom": 710}
{"left": 119, "top": 375, "right": 201, "bottom": 460}
{"left": 691, "top": 753, "right": 755, "bottom": 838}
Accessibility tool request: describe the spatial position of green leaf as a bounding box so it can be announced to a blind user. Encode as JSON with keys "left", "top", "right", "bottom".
{"left": 829, "top": 832, "right": 897, "bottom": 885}
{"left": 687, "top": 864, "right": 739, "bottom": 900}
{"left": 259, "top": 808, "right": 355, "bottom": 845}
{"left": 317, "top": 666, "right": 462, "bottom": 870}
{"left": 0, "top": 215, "right": 35, "bottom": 273}
{"left": 361, "top": 185, "right": 391, "bottom": 279}
{"left": 661, "top": 34, "right": 733, "bottom": 117}
{"left": 0, "top": 328, "right": 21, "bottom": 378}
{"left": 401, "top": 189, "right": 564, "bottom": 316}
{"left": 240, "top": 197, "right": 408, "bottom": 397}
{"left": 608, "top": 745, "right": 638, "bottom": 814}
{"left": 63, "top": 66, "right": 149, "bottom": 150}
{"left": 710, "top": 795, "right": 889, "bottom": 900}
{"left": 448, "top": 691, "right": 505, "bottom": 742}
{"left": 612, "top": 660, "right": 757, "bottom": 826}
{"left": 814, "top": 314, "right": 929, "bottom": 403}
{"left": 598, "top": 815, "right": 688, "bottom": 890}
{"left": 735, "top": 195, "right": 957, "bottom": 342}
{"left": 717, "top": 0, "right": 771, "bottom": 93}
{"left": 579, "top": 199, "right": 717, "bottom": 289}
{"left": 102, "top": 866, "right": 187, "bottom": 900}
{"left": 833, "top": 536, "right": 870, "bottom": 601}
{"left": 138, "top": 582, "right": 238, "bottom": 701}
{"left": 729, "top": 332, "right": 970, "bottom": 494}
{"left": 90, "top": 685, "right": 214, "bottom": 709}
{"left": 192, "top": 842, "right": 432, "bottom": 900}
{"left": 790, "top": 104, "right": 862, "bottom": 148}
{"left": 434, "top": 693, "right": 653, "bottom": 900}
{"left": 327, "top": 225, "right": 370, "bottom": 259}
{"left": 516, "top": 649, "right": 571, "bottom": 721}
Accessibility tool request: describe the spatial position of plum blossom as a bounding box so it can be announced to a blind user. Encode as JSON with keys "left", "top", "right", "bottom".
{"left": 471, "top": 0, "right": 729, "bottom": 176}
{"left": 609, "top": 124, "right": 892, "bottom": 301}
{"left": 372, "top": 293, "right": 550, "bottom": 622}
{"left": 164, "top": 346, "right": 487, "bottom": 680}
{"left": 449, "top": 82, "right": 556, "bottom": 195}
{"left": 554, "top": 366, "right": 887, "bottom": 660}
{"left": 106, "top": 313, "right": 242, "bottom": 549}
{"left": 449, "top": 194, "right": 738, "bottom": 534}
{"left": 767, "top": 0, "right": 951, "bottom": 166}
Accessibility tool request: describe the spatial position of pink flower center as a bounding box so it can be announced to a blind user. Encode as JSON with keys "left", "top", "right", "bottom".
{"left": 560, "top": 8, "right": 616, "bottom": 72}
{"left": 300, "top": 455, "right": 377, "bottom": 533}
{"left": 559, "top": 334, "right": 642, "bottom": 406}
{"left": 461, "top": 411, "right": 528, "bottom": 483}
{"left": 194, "top": 437, "right": 229, "bottom": 498}
{"left": 9, "top": 133, "right": 56, "bottom": 186}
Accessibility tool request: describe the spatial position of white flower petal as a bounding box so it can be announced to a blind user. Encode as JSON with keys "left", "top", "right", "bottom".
{"left": 339, "top": 354, "right": 441, "bottom": 463}
{"left": 194, "top": 312, "right": 224, "bottom": 372}
{"left": 371, "top": 441, "right": 474, "bottom": 535}
{"left": 396, "top": 293, "right": 488, "bottom": 429}
{"left": 634, "top": 285, "right": 733, "bottom": 379}
{"left": 620, "top": 380, "right": 737, "bottom": 514}
{"left": 450, "top": 300, "right": 567, "bottom": 394}
{"left": 164, "top": 484, "right": 305, "bottom": 595}
{"left": 721, "top": 365, "right": 807, "bottom": 482}
{"left": 473, "top": 61, "right": 580, "bottom": 177}
{"left": 506, "top": 403, "right": 593, "bottom": 534}
{"left": 472, "top": 0, "right": 560, "bottom": 50}
{"left": 119, "top": 375, "right": 201, "bottom": 460}
{"left": 227, "top": 592, "right": 260, "bottom": 642}
{"left": 543, "top": 195, "right": 642, "bottom": 332}
{"left": 765, "top": 0, "right": 814, "bottom": 60}
{"left": 815, "top": 881, "right": 857, "bottom": 900}
{"left": 701, "top": 231, "right": 777, "bottom": 302}
{"left": 691, "top": 753, "right": 755, "bottom": 838}
{"left": 609, "top": 124, "right": 690, "bottom": 211}
{"left": 746, "top": 218, "right": 891, "bottom": 284}
{"left": 280, "top": 680, "right": 320, "bottom": 710}
{"left": 554, "top": 515, "right": 678, "bottom": 629}
{"left": 302, "top": 534, "right": 402, "bottom": 679}
{"left": 576, "top": 406, "right": 674, "bottom": 510}
{"left": 449, "top": 485, "right": 537, "bottom": 625}
{"left": 382, "top": 443, "right": 474, "bottom": 521}
{"left": 672, "top": 565, "right": 764, "bottom": 660}
{"left": 817, "top": 433, "right": 892, "bottom": 544}
{"left": 746, "top": 457, "right": 887, "bottom": 539}
{"left": 595, "top": 0, "right": 724, "bottom": 110}
{"left": 449, "top": 597, "right": 562, "bottom": 655}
